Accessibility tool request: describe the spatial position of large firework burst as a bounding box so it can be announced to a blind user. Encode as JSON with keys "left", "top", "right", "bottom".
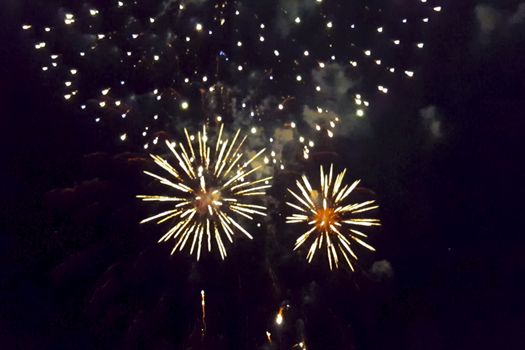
{"left": 137, "top": 124, "right": 271, "bottom": 260}
{"left": 286, "top": 165, "right": 380, "bottom": 271}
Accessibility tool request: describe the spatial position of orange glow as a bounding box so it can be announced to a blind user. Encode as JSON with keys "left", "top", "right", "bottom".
{"left": 194, "top": 189, "right": 220, "bottom": 215}
{"left": 313, "top": 207, "right": 338, "bottom": 232}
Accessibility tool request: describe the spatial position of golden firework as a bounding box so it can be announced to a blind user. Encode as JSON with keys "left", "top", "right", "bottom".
{"left": 286, "top": 165, "right": 380, "bottom": 270}
{"left": 137, "top": 123, "right": 271, "bottom": 260}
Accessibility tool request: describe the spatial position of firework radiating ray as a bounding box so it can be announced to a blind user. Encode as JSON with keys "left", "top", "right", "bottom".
{"left": 138, "top": 124, "right": 271, "bottom": 260}
{"left": 286, "top": 165, "right": 380, "bottom": 271}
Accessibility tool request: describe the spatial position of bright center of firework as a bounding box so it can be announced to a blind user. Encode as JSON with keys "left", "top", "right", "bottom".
{"left": 194, "top": 188, "right": 220, "bottom": 216}
{"left": 313, "top": 207, "right": 338, "bottom": 232}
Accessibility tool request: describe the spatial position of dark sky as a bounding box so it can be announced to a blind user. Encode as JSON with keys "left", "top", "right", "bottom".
{"left": 2, "top": 0, "right": 525, "bottom": 349}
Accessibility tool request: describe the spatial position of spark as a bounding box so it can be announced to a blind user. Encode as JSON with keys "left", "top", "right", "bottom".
{"left": 137, "top": 124, "right": 271, "bottom": 260}
{"left": 286, "top": 165, "right": 380, "bottom": 271}
{"left": 201, "top": 290, "right": 206, "bottom": 336}
{"left": 275, "top": 307, "right": 284, "bottom": 325}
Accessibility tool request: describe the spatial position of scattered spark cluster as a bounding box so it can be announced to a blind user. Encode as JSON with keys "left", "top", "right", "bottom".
{"left": 23, "top": 0, "right": 443, "bottom": 165}
{"left": 137, "top": 124, "right": 271, "bottom": 260}
{"left": 286, "top": 165, "right": 380, "bottom": 270}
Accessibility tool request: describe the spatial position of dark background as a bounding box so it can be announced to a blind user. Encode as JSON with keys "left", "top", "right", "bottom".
{"left": 2, "top": 0, "right": 524, "bottom": 349}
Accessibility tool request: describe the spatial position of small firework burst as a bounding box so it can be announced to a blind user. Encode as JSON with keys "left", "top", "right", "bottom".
{"left": 286, "top": 165, "right": 380, "bottom": 271}
{"left": 138, "top": 123, "right": 271, "bottom": 260}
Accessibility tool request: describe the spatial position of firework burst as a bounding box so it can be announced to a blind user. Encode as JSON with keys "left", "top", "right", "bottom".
{"left": 137, "top": 123, "right": 271, "bottom": 260}
{"left": 286, "top": 165, "right": 380, "bottom": 271}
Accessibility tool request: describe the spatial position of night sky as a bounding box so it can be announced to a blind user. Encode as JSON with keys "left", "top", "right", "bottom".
{"left": 2, "top": 0, "right": 524, "bottom": 349}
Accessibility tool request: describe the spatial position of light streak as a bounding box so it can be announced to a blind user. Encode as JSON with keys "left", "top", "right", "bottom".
{"left": 201, "top": 290, "right": 206, "bottom": 336}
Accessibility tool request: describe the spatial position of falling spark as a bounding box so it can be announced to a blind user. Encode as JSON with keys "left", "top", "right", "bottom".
{"left": 201, "top": 290, "right": 206, "bottom": 336}
{"left": 138, "top": 124, "right": 271, "bottom": 260}
{"left": 266, "top": 331, "right": 272, "bottom": 343}
{"left": 275, "top": 307, "right": 284, "bottom": 325}
{"left": 286, "top": 165, "right": 380, "bottom": 271}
